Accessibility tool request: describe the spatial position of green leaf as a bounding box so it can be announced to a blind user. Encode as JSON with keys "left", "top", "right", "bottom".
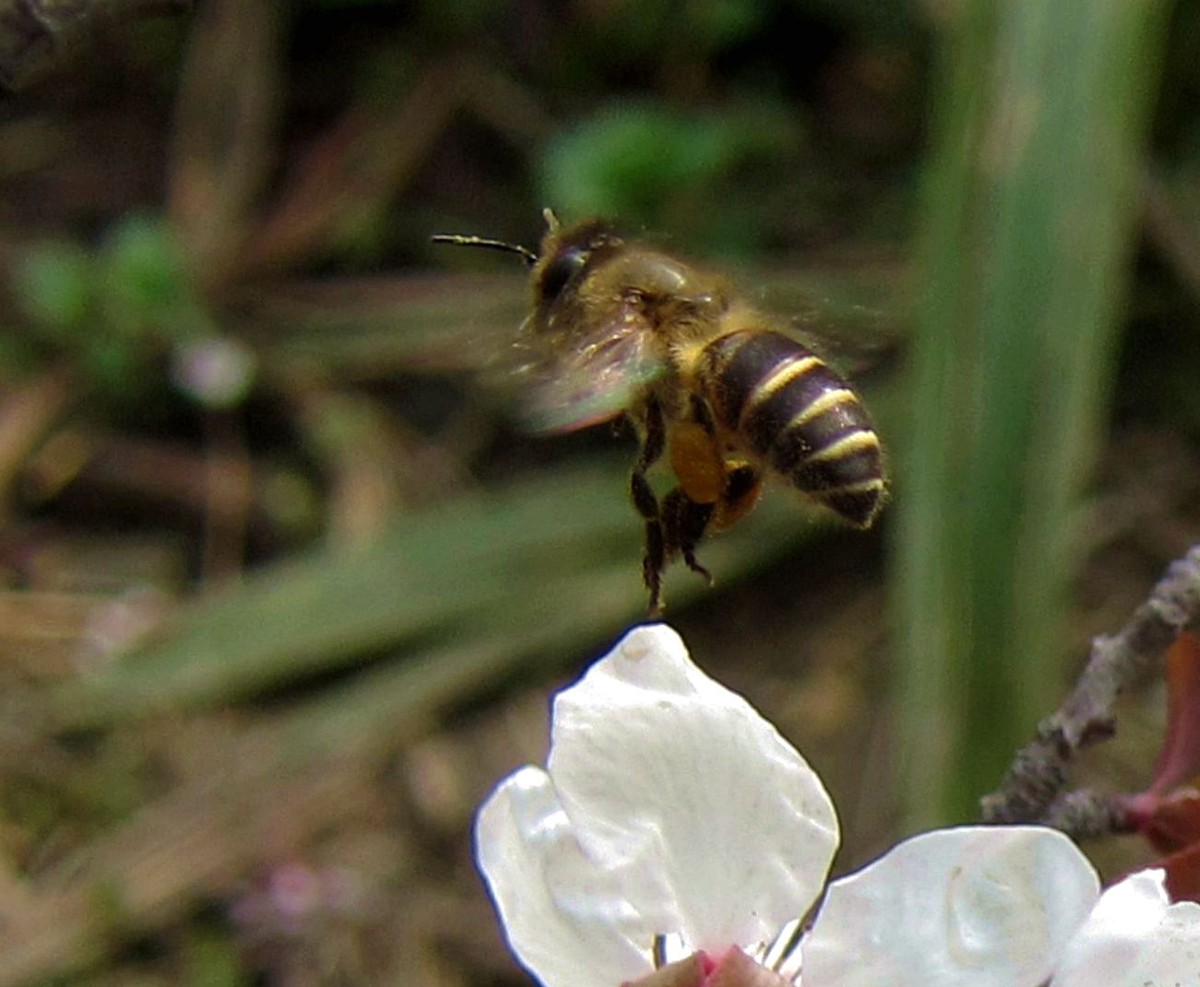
{"left": 15, "top": 242, "right": 94, "bottom": 338}
{"left": 97, "top": 214, "right": 200, "bottom": 343}
{"left": 540, "top": 103, "right": 794, "bottom": 239}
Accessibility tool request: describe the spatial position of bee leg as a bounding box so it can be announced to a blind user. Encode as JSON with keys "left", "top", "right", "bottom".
{"left": 689, "top": 393, "right": 716, "bottom": 434}
{"left": 633, "top": 397, "right": 667, "bottom": 482}
{"left": 712, "top": 464, "right": 764, "bottom": 530}
{"left": 634, "top": 492, "right": 667, "bottom": 615}
{"left": 631, "top": 400, "right": 667, "bottom": 614}
{"left": 658, "top": 464, "right": 759, "bottom": 601}
{"left": 642, "top": 520, "right": 667, "bottom": 616}
{"left": 662, "top": 488, "right": 715, "bottom": 586}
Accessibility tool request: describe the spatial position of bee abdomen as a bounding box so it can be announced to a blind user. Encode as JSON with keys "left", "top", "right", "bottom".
{"left": 702, "top": 329, "right": 885, "bottom": 527}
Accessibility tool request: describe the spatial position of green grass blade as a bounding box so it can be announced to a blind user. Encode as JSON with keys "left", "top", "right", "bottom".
{"left": 44, "top": 454, "right": 844, "bottom": 732}
{"left": 894, "top": 0, "right": 1168, "bottom": 826}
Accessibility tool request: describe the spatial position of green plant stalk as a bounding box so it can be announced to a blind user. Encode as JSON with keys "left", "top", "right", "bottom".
{"left": 894, "top": 0, "right": 1167, "bottom": 826}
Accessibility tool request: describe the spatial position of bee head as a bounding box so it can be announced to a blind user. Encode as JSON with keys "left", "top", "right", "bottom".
{"left": 534, "top": 213, "right": 624, "bottom": 307}
{"left": 536, "top": 243, "right": 590, "bottom": 303}
{"left": 434, "top": 211, "right": 648, "bottom": 315}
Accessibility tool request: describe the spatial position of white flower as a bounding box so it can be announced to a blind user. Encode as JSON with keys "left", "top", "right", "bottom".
{"left": 171, "top": 335, "right": 256, "bottom": 408}
{"left": 476, "top": 622, "right": 837, "bottom": 987}
{"left": 474, "top": 624, "right": 1192, "bottom": 987}
{"left": 1051, "top": 868, "right": 1200, "bottom": 986}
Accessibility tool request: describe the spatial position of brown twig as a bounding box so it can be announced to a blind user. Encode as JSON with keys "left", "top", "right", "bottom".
{"left": 981, "top": 543, "right": 1200, "bottom": 829}
{"left": 241, "top": 57, "right": 467, "bottom": 276}
{"left": 0, "top": 363, "right": 78, "bottom": 507}
{"left": 23, "top": 425, "right": 316, "bottom": 543}
{"left": 199, "top": 408, "right": 252, "bottom": 584}
{"left": 167, "top": 0, "right": 280, "bottom": 293}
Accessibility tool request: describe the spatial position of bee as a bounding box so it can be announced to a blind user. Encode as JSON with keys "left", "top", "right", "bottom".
{"left": 433, "top": 211, "right": 886, "bottom": 614}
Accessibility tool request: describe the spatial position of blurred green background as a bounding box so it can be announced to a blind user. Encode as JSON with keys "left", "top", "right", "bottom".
{"left": 0, "top": 0, "right": 1197, "bottom": 983}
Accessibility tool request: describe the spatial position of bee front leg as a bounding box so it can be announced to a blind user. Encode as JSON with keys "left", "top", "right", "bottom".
{"left": 630, "top": 399, "right": 668, "bottom": 614}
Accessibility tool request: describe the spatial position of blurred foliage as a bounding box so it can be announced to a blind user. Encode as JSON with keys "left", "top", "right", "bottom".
{"left": 12, "top": 216, "right": 217, "bottom": 403}
{"left": 0, "top": 0, "right": 1194, "bottom": 984}
{"left": 540, "top": 102, "right": 803, "bottom": 257}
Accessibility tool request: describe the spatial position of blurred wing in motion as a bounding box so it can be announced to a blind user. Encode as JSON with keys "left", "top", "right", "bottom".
{"left": 513, "top": 310, "right": 667, "bottom": 434}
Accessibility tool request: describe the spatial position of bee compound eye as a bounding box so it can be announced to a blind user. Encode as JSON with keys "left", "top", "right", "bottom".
{"left": 538, "top": 246, "right": 589, "bottom": 302}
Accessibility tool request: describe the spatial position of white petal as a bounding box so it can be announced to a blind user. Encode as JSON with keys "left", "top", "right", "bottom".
{"left": 803, "top": 826, "right": 1099, "bottom": 987}
{"left": 475, "top": 766, "right": 658, "bottom": 987}
{"left": 1051, "top": 868, "right": 1200, "bottom": 987}
{"left": 546, "top": 623, "right": 839, "bottom": 955}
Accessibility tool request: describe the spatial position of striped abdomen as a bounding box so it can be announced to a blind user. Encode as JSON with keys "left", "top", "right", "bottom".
{"left": 699, "top": 329, "right": 885, "bottom": 527}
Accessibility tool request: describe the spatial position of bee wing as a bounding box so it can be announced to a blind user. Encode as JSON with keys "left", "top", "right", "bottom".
{"left": 782, "top": 312, "right": 903, "bottom": 383}
{"left": 515, "top": 318, "right": 667, "bottom": 434}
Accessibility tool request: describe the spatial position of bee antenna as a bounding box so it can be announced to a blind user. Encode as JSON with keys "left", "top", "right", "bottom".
{"left": 430, "top": 233, "right": 538, "bottom": 268}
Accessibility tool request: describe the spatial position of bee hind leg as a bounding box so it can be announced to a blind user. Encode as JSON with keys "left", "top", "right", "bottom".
{"left": 641, "top": 519, "right": 667, "bottom": 617}
{"left": 630, "top": 400, "right": 668, "bottom": 614}
{"left": 633, "top": 494, "right": 667, "bottom": 616}
{"left": 662, "top": 489, "right": 715, "bottom": 586}
{"left": 658, "top": 464, "right": 761, "bottom": 605}
{"left": 712, "top": 464, "right": 763, "bottom": 530}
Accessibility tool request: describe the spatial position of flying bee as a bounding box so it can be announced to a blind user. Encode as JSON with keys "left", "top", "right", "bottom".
{"left": 433, "top": 210, "right": 887, "bottom": 614}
